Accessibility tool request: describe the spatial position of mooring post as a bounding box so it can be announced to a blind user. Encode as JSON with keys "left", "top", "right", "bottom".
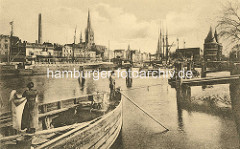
{"left": 201, "top": 62, "right": 206, "bottom": 78}
{"left": 230, "top": 63, "right": 240, "bottom": 145}
{"left": 187, "top": 61, "right": 192, "bottom": 72}
{"left": 175, "top": 62, "right": 183, "bottom": 81}
{"left": 175, "top": 62, "right": 191, "bottom": 103}
{"left": 184, "top": 85, "right": 191, "bottom": 102}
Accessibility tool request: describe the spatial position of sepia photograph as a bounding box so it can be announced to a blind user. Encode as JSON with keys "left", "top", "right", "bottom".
{"left": 0, "top": 0, "right": 240, "bottom": 148}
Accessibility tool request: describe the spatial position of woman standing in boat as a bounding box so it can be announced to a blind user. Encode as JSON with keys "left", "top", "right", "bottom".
{"left": 21, "top": 82, "right": 38, "bottom": 133}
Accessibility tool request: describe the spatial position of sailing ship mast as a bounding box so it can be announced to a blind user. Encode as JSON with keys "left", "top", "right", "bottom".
{"left": 166, "top": 27, "right": 169, "bottom": 63}
{"left": 8, "top": 21, "right": 14, "bottom": 64}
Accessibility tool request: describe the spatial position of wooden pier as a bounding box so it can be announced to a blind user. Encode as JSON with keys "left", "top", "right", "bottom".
{"left": 180, "top": 75, "right": 240, "bottom": 86}
{"left": 169, "top": 61, "right": 240, "bottom": 146}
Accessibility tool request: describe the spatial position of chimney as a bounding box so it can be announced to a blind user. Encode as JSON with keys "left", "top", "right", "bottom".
{"left": 38, "top": 13, "right": 42, "bottom": 44}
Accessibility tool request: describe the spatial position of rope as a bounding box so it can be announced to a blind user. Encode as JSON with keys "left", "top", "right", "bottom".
{"left": 120, "top": 91, "right": 169, "bottom": 131}
{"left": 121, "top": 83, "right": 163, "bottom": 91}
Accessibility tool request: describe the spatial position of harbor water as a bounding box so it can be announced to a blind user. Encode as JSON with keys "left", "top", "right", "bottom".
{"left": 0, "top": 71, "right": 239, "bottom": 148}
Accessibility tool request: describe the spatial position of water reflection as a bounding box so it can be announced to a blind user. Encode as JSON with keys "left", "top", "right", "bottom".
{"left": 176, "top": 96, "right": 184, "bottom": 131}
{"left": 0, "top": 74, "right": 239, "bottom": 148}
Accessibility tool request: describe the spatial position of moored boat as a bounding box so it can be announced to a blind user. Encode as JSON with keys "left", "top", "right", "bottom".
{"left": 0, "top": 90, "right": 122, "bottom": 149}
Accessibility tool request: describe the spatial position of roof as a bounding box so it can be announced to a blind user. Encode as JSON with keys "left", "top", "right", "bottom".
{"left": 114, "top": 49, "right": 125, "bottom": 52}
{"left": 176, "top": 48, "right": 200, "bottom": 54}
{"left": 177, "top": 47, "right": 200, "bottom": 51}
{"left": 95, "top": 45, "right": 106, "bottom": 53}
{"left": 205, "top": 27, "right": 217, "bottom": 43}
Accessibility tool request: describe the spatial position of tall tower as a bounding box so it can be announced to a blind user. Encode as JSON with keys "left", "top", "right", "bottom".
{"left": 38, "top": 13, "right": 42, "bottom": 44}
{"left": 85, "top": 10, "right": 94, "bottom": 47}
{"left": 203, "top": 26, "right": 222, "bottom": 61}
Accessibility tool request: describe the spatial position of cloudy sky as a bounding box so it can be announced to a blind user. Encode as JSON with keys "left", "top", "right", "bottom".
{"left": 0, "top": 0, "right": 227, "bottom": 54}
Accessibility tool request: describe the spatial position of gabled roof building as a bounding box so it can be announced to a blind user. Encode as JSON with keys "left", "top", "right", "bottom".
{"left": 203, "top": 27, "right": 222, "bottom": 61}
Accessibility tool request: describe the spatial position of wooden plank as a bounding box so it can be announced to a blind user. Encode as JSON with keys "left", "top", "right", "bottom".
{"left": 91, "top": 115, "right": 122, "bottom": 149}
{"left": 0, "top": 122, "right": 90, "bottom": 142}
{"left": 39, "top": 105, "right": 78, "bottom": 118}
{"left": 0, "top": 117, "right": 11, "bottom": 124}
{"left": 181, "top": 75, "right": 240, "bottom": 86}
{"left": 0, "top": 122, "right": 12, "bottom": 128}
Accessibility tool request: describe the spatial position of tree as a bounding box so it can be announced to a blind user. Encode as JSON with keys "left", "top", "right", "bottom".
{"left": 217, "top": 1, "right": 240, "bottom": 50}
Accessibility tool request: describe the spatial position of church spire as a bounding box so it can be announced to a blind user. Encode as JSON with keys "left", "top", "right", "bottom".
{"left": 87, "top": 9, "right": 91, "bottom": 28}
{"left": 85, "top": 9, "right": 94, "bottom": 46}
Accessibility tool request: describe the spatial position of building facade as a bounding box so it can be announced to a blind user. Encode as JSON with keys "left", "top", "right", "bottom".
{"left": 103, "top": 49, "right": 114, "bottom": 60}
{"left": 114, "top": 49, "right": 126, "bottom": 59}
{"left": 141, "top": 52, "right": 149, "bottom": 61}
{"left": 53, "top": 44, "right": 63, "bottom": 57}
{"left": 62, "top": 44, "right": 73, "bottom": 58}
{"left": 0, "top": 35, "right": 20, "bottom": 62}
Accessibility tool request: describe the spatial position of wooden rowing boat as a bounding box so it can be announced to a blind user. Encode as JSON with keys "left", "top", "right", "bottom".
{"left": 0, "top": 91, "right": 122, "bottom": 149}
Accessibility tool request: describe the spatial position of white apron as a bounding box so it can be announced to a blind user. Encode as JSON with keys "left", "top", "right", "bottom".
{"left": 9, "top": 90, "right": 27, "bottom": 130}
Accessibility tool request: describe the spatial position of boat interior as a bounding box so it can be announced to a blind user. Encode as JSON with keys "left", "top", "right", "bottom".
{"left": 0, "top": 92, "right": 121, "bottom": 148}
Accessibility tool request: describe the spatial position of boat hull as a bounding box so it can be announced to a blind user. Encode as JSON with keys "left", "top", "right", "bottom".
{"left": 37, "top": 100, "right": 122, "bottom": 149}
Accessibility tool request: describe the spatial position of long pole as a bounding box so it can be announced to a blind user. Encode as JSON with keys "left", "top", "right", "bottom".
{"left": 108, "top": 40, "right": 110, "bottom": 61}
{"left": 166, "top": 29, "right": 169, "bottom": 64}
{"left": 9, "top": 21, "right": 14, "bottom": 63}
{"left": 121, "top": 91, "right": 169, "bottom": 131}
{"left": 72, "top": 26, "right": 77, "bottom": 62}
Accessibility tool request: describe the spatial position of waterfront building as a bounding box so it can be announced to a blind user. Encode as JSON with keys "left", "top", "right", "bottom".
{"left": 87, "top": 50, "right": 96, "bottom": 59}
{"left": 131, "top": 49, "right": 141, "bottom": 62}
{"left": 25, "top": 42, "right": 43, "bottom": 60}
{"left": 93, "top": 45, "right": 106, "bottom": 60}
{"left": 176, "top": 47, "right": 201, "bottom": 61}
{"left": 125, "top": 44, "right": 131, "bottom": 61}
{"left": 103, "top": 49, "right": 114, "bottom": 61}
{"left": 114, "top": 49, "right": 126, "bottom": 59}
{"left": 0, "top": 34, "right": 19, "bottom": 62}
{"left": 141, "top": 52, "right": 149, "bottom": 61}
{"left": 125, "top": 45, "right": 149, "bottom": 62}
{"left": 53, "top": 44, "right": 63, "bottom": 58}
{"left": 75, "top": 10, "right": 106, "bottom": 60}
{"left": 8, "top": 41, "right": 55, "bottom": 62}
{"left": 203, "top": 27, "right": 222, "bottom": 61}
{"left": 11, "top": 42, "right": 27, "bottom": 62}
{"left": 0, "top": 35, "right": 10, "bottom": 62}
{"left": 62, "top": 44, "right": 73, "bottom": 59}
{"left": 24, "top": 42, "right": 54, "bottom": 61}
{"left": 74, "top": 43, "right": 85, "bottom": 58}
